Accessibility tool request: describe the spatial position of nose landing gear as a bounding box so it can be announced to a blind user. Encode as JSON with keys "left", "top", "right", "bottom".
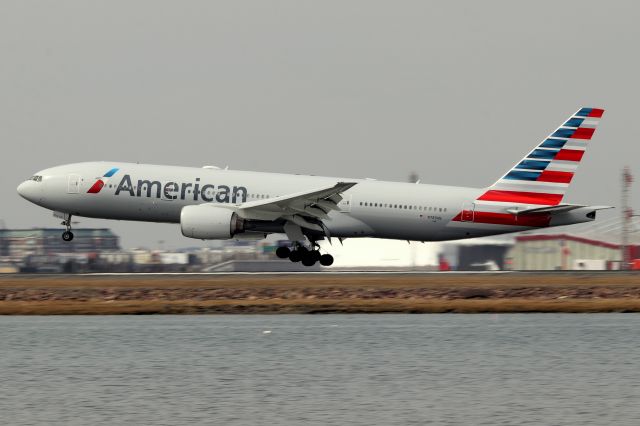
{"left": 61, "top": 215, "right": 74, "bottom": 242}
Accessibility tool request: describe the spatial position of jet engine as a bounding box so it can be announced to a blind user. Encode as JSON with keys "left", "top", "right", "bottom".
{"left": 180, "top": 204, "right": 245, "bottom": 239}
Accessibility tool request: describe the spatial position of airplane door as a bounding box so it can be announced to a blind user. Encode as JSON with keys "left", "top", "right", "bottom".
{"left": 461, "top": 202, "right": 475, "bottom": 222}
{"left": 338, "top": 194, "right": 352, "bottom": 212}
{"left": 67, "top": 174, "right": 81, "bottom": 194}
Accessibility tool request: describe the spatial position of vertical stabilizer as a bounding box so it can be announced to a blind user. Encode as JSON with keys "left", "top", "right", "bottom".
{"left": 479, "top": 107, "right": 604, "bottom": 206}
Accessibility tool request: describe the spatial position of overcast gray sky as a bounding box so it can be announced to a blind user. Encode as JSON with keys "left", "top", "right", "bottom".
{"left": 1, "top": 1, "right": 638, "bottom": 248}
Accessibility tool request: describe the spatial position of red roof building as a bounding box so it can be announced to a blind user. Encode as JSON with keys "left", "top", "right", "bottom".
{"left": 507, "top": 234, "right": 639, "bottom": 270}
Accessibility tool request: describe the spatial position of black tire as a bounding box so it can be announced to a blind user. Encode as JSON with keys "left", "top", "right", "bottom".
{"left": 289, "top": 250, "right": 301, "bottom": 262}
{"left": 62, "top": 231, "right": 74, "bottom": 242}
{"left": 276, "top": 246, "right": 291, "bottom": 259}
{"left": 319, "top": 254, "right": 334, "bottom": 266}
{"left": 310, "top": 250, "right": 321, "bottom": 261}
{"left": 301, "top": 253, "right": 317, "bottom": 267}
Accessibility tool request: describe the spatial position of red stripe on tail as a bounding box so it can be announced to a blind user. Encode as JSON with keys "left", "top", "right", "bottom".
{"left": 570, "top": 127, "right": 595, "bottom": 140}
{"left": 554, "top": 149, "right": 584, "bottom": 162}
{"left": 537, "top": 170, "right": 574, "bottom": 183}
{"left": 478, "top": 190, "right": 563, "bottom": 205}
{"left": 587, "top": 108, "right": 604, "bottom": 118}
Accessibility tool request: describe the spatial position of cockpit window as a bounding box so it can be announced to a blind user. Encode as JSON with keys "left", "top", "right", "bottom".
{"left": 30, "top": 175, "right": 42, "bottom": 182}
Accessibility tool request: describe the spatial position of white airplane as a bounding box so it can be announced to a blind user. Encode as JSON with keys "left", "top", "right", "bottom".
{"left": 17, "top": 107, "right": 610, "bottom": 267}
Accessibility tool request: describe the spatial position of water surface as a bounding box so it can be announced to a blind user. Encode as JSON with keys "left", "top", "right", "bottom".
{"left": 1, "top": 314, "right": 639, "bottom": 425}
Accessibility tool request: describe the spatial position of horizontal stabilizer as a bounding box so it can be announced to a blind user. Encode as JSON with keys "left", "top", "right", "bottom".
{"left": 507, "top": 204, "right": 614, "bottom": 216}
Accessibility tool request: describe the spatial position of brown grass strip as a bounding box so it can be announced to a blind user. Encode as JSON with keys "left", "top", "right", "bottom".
{"left": 2, "top": 298, "right": 640, "bottom": 315}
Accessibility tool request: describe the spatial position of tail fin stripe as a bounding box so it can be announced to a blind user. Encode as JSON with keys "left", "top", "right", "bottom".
{"left": 552, "top": 128, "right": 577, "bottom": 138}
{"left": 529, "top": 149, "right": 558, "bottom": 160}
{"left": 579, "top": 119, "right": 599, "bottom": 128}
{"left": 571, "top": 127, "right": 595, "bottom": 140}
{"left": 564, "top": 118, "right": 584, "bottom": 127}
{"left": 537, "top": 170, "right": 574, "bottom": 184}
{"left": 563, "top": 140, "right": 588, "bottom": 149}
{"left": 516, "top": 160, "right": 550, "bottom": 170}
{"left": 540, "top": 138, "right": 567, "bottom": 148}
{"left": 504, "top": 171, "right": 541, "bottom": 181}
{"left": 491, "top": 182, "right": 568, "bottom": 193}
{"left": 575, "top": 108, "right": 604, "bottom": 118}
{"left": 478, "top": 190, "right": 564, "bottom": 205}
{"left": 554, "top": 149, "right": 584, "bottom": 162}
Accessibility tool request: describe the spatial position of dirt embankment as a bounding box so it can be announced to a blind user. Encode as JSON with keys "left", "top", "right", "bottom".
{"left": 1, "top": 273, "right": 640, "bottom": 314}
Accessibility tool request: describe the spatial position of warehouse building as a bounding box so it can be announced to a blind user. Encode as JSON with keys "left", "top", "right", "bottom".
{"left": 0, "top": 228, "right": 120, "bottom": 260}
{"left": 506, "top": 234, "right": 639, "bottom": 270}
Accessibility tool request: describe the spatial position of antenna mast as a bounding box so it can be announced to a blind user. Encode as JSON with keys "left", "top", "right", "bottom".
{"left": 622, "top": 166, "right": 633, "bottom": 270}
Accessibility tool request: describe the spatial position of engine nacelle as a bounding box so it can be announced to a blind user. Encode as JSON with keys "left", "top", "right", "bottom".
{"left": 180, "top": 204, "right": 244, "bottom": 240}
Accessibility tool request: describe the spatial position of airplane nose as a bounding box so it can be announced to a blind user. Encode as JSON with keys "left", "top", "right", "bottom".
{"left": 17, "top": 180, "right": 42, "bottom": 203}
{"left": 17, "top": 181, "right": 28, "bottom": 198}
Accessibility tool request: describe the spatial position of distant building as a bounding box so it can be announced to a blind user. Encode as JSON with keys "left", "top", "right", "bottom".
{"left": 440, "top": 237, "right": 514, "bottom": 270}
{"left": 507, "top": 234, "right": 640, "bottom": 270}
{"left": 0, "top": 228, "right": 120, "bottom": 259}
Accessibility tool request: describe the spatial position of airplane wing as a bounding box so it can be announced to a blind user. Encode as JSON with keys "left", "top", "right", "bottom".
{"left": 233, "top": 182, "right": 357, "bottom": 232}
{"left": 507, "top": 204, "right": 614, "bottom": 215}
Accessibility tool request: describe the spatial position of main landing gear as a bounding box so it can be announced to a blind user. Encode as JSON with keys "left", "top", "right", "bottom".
{"left": 275, "top": 245, "right": 334, "bottom": 267}
{"left": 61, "top": 215, "right": 74, "bottom": 242}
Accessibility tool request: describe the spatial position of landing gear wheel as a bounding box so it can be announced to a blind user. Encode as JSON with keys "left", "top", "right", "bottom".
{"left": 61, "top": 214, "right": 74, "bottom": 242}
{"left": 319, "top": 254, "right": 334, "bottom": 266}
{"left": 301, "top": 252, "right": 317, "bottom": 267}
{"left": 276, "top": 246, "right": 291, "bottom": 259}
{"left": 310, "top": 250, "right": 321, "bottom": 262}
{"left": 289, "top": 250, "right": 302, "bottom": 263}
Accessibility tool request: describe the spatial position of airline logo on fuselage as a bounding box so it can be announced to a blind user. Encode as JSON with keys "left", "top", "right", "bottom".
{"left": 113, "top": 174, "right": 248, "bottom": 203}
{"left": 87, "top": 168, "right": 120, "bottom": 194}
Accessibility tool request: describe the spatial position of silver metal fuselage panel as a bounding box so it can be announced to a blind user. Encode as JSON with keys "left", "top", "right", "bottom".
{"left": 18, "top": 161, "right": 543, "bottom": 241}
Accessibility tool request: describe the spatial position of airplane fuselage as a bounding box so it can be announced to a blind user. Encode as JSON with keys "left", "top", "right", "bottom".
{"left": 18, "top": 161, "right": 527, "bottom": 242}
{"left": 15, "top": 108, "right": 608, "bottom": 267}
